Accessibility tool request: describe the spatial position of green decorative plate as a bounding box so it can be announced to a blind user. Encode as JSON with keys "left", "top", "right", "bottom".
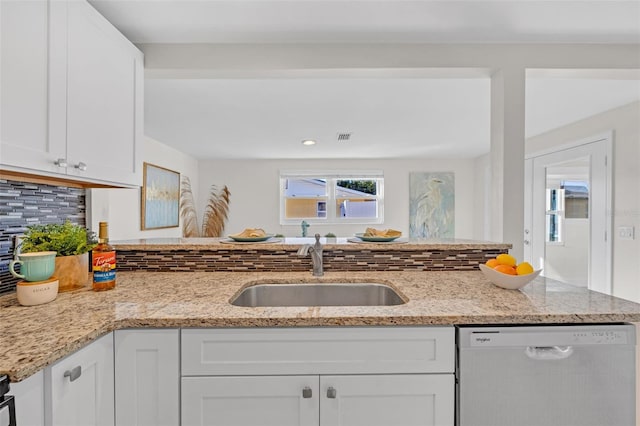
{"left": 228, "top": 234, "right": 274, "bottom": 242}
{"left": 354, "top": 233, "right": 401, "bottom": 242}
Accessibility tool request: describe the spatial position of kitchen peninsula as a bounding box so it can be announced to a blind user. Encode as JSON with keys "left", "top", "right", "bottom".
{"left": 2, "top": 238, "right": 640, "bottom": 426}
{"left": 3, "top": 269, "right": 640, "bottom": 381}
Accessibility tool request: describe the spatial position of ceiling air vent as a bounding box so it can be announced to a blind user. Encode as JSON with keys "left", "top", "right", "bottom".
{"left": 336, "top": 132, "right": 352, "bottom": 142}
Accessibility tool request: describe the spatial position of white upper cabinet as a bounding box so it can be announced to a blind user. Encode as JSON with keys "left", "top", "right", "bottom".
{"left": 60, "top": 0, "right": 143, "bottom": 185}
{"left": 1, "top": 0, "right": 143, "bottom": 187}
{"left": 0, "top": 0, "right": 65, "bottom": 173}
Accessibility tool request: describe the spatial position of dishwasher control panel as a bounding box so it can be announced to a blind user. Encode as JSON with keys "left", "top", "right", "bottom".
{"left": 461, "top": 325, "right": 634, "bottom": 348}
{"left": 570, "top": 330, "right": 629, "bottom": 344}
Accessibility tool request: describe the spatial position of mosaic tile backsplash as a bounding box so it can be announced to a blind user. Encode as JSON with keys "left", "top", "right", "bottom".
{"left": 117, "top": 248, "right": 504, "bottom": 273}
{"left": 0, "top": 179, "right": 86, "bottom": 294}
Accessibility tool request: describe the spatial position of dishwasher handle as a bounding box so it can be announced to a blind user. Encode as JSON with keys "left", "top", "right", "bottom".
{"left": 525, "top": 345, "right": 574, "bottom": 360}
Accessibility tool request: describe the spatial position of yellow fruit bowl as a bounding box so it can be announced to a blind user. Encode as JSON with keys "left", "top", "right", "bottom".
{"left": 479, "top": 264, "right": 542, "bottom": 290}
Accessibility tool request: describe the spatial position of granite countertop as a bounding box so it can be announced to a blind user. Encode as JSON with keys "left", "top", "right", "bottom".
{"left": 2, "top": 270, "right": 640, "bottom": 382}
{"left": 112, "top": 237, "right": 512, "bottom": 251}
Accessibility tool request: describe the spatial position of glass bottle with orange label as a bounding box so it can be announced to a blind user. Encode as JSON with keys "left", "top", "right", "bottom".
{"left": 92, "top": 222, "right": 116, "bottom": 291}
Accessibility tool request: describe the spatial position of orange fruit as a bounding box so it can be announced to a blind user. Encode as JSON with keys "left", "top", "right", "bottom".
{"left": 496, "top": 253, "right": 517, "bottom": 267}
{"left": 516, "top": 262, "right": 534, "bottom": 275}
{"left": 494, "top": 264, "right": 517, "bottom": 275}
{"left": 486, "top": 258, "right": 500, "bottom": 268}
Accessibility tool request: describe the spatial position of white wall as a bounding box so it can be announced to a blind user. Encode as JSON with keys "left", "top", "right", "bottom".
{"left": 197, "top": 158, "right": 478, "bottom": 239}
{"left": 544, "top": 219, "right": 589, "bottom": 287}
{"left": 526, "top": 101, "right": 640, "bottom": 302}
{"left": 473, "top": 153, "right": 491, "bottom": 241}
{"left": 88, "top": 136, "right": 199, "bottom": 241}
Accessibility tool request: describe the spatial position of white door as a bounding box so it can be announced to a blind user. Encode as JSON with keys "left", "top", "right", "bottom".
{"left": 12, "top": 370, "right": 45, "bottom": 426}
{"left": 0, "top": 0, "right": 66, "bottom": 173}
{"left": 62, "top": 0, "right": 142, "bottom": 185}
{"left": 45, "top": 333, "right": 114, "bottom": 426}
{"left": 181, "top": 376, "right": 318, "bottom": 426}
{"left": 528, "top": 135, "right": 612, "bottom": 294}
{"left": 114, "top": 329, "right": 180, "bottom": 426}
{"left": 320, "top": 374, "right": 455, "bottom": 426}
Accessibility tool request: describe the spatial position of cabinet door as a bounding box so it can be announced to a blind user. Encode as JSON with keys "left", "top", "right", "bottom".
{"left": 63, "top": 0, "right": 142, "bottom": 186}
{"left": 114, "top": 329, "right": 179, "bottom": 426}
{"left": 0, "top": 0, "right": 66, "bottom": 173}
{"left": 11, "top": 370, "right": 45, "bottom": 426}
{"left": 181, "top": 376, "right": 318, "bottom": 426}
{"left": 320, "top": 374, "right": 455, "bottom": 426}
{"left": 45, "top": 333, "right": 114, "bottom": 426}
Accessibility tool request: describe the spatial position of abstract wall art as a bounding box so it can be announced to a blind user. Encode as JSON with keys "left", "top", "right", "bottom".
{"left": 409, "top": 172, "right": 455, "bottom": 238}
{"left": 141, "top": 162, "right": 180, "bottom": 230}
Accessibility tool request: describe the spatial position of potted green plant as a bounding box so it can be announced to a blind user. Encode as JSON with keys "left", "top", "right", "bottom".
{"left": 324, "top": 232, "right": 337, "bottom": 243}
{"left": 20, "top": 221, "right": 97, "bottom": 292}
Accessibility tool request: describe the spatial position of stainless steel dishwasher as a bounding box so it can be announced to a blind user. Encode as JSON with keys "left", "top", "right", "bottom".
{"left": 457, "top": 324, "right": 636, "bottom": 426}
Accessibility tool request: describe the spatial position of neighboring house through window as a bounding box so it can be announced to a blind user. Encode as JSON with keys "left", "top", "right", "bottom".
{"left": 280, "top": 170, "right": 384, "bottom": 225}
{"left": 546, "top": 179, "right": 589, "bottom": 244}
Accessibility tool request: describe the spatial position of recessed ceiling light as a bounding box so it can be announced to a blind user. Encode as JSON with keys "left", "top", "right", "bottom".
{"left": 301, "top": 139, "right": 316, "bottom": 146}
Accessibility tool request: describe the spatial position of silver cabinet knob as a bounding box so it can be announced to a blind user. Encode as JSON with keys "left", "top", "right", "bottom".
{"left": 524, "top": 240, "right": 530, "bottom": 245}
{"left": 74, "top": 162, "right": 87, "bottom": 171}
{"left": 63, "top": 366, "right": 82, "bottom": 382}
{"left": 54, "top": 158, "right": 68, "bottom": 168}
{"left": 326, "top": 386, "right": 337, "bottom": 399}
{"left": 302, "top": 386, "right": 312, "bottom": 398}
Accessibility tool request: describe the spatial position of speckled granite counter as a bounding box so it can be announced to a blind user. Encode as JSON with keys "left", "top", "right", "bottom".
{"left": 112, "top": 237, "right": 511, "bottom": 251}
{"left": 2, "top": 270, "right": 640, "bottom": 382}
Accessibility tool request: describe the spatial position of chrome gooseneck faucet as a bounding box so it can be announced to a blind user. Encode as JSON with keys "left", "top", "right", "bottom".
{"left": 297, "top": 233, "right": 323, "bottom": 276}
{"left": 301, "top": 220, "right": 310, "bottom": 237}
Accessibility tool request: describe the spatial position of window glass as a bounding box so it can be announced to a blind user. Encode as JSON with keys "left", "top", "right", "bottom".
{"left": 280, "top": 173, "right": 383, "bottom": 224}
{"left": 283, "top": 178, "right": 327, "bottom": 220}
{"left": 545, "top": 187, "right": 564, "bottom": 243}
{"left": 563, "top": 180, "right": 589, "bottom": 219}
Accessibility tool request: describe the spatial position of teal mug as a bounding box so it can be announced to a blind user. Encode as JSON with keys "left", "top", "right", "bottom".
{"left": 10, "top": 251, "right": 57, "bottom": 282}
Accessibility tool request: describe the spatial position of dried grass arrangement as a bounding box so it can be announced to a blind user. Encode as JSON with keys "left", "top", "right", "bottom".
{"left": 180, "top": 176, "right": 231, "bottom": 238}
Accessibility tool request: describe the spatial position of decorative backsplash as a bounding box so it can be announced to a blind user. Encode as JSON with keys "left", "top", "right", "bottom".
{"left": 0, "top": 179, "right": 86, "bottom": 294}
{"left": 117, "top": 248, "right": 503, "bottom": 273}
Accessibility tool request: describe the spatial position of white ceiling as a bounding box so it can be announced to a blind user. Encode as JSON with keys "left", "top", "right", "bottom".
{"left": 90, "top": 0, "right": 640, "bottom": 160}
{"left": 91, "top": 1, "right": 640, "bottom": 45}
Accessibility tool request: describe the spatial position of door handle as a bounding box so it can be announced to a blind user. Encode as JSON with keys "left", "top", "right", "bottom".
{"left": 525, "top": 346, "right": 573, "bottom": 360}
{"left": 54, "top": 158, "right": 68, "bottom": 168}
{"left": 63, "top": 366, "right": 82, "bottom": 382}
{"left": 302, "top": 386, "right": 312, "bottom": 398}
{"left": 326, "top": 386, "right": 337, "bottom": 399}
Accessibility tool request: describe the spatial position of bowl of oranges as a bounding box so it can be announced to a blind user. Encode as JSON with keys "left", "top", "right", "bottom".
{"left": 479, "top": 254, "right": 542, "bottom": 290}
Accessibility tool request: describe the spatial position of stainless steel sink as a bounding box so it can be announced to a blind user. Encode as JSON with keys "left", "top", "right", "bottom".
{"left": 230, "top": 283, "right": 406, "bottom": 307}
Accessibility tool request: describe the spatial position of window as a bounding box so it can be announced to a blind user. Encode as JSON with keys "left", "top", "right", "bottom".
{"left": 545, "top": 180, "right": 589, "bottom": 244}
{"left": 545, "top": 187, "right": 564, "bottom": 243}
{"left": 280, "top": 171, "right": 384, "bottom": 225}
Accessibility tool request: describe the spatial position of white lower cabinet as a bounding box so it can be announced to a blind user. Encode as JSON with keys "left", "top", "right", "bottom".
{"left": 114, "top": 328, "right": 180, "bottom": 426}
{"left": 11, "top": 370, "right": 45, "bottom": 426}
{"left": 320, "top": 374, "right": 454, "bottom": 426}
{"left": 44, "top": 332, "right": 114, "bottom": 426}
{"left": 181, "top": 327, "right": 455, "bottom": 426}
{"left": 182, "top": 375, "right": 319, "bottom": 426}
{"left": 181, "top": 374, "right": 454, "bottom": 426}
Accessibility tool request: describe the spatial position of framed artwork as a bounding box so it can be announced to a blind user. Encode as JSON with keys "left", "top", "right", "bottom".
{"left": 141, "top": 162, "right": 180, "bottom": 230}
{"left": 409, "top": 172, "right": 455, "bottom": 238}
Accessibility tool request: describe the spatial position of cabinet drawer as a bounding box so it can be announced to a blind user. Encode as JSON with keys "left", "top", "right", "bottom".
{"left": 181, "top": 326, "right": 454, "bottom": 376}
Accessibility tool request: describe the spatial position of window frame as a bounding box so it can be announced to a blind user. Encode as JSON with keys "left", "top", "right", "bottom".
{"left": 545, "top": 186, "right": 565, "bottom": 245}
{"left": 279, "top": 170, "right": 384, "bottom": 225}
